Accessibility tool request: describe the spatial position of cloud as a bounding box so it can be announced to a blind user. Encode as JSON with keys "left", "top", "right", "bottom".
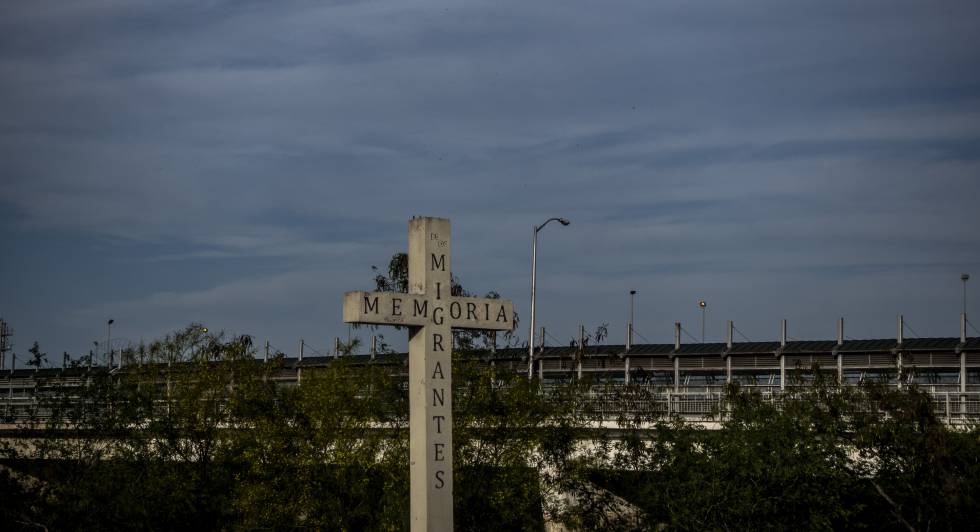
{"left": 1, "top": 0, "right": 979, "bottom": 357}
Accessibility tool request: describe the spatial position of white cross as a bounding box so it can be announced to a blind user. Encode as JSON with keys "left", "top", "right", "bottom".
{"left": 343, "top": 217, "right": 514, "bottom": 532}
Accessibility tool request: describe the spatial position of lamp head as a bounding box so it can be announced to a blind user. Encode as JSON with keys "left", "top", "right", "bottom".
{"left": 558, "top": 218, "right": 570, "bottom": 226}
{"left": 963, "top": 273, "right": 971, "bottom": 282}
{"left": 107, "top": 319, "right": 114, "bottom": 325}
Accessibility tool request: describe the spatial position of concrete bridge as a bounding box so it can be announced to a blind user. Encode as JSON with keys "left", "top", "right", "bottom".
{"left": 3, "top": 332, "right": 979, "bottom": 428}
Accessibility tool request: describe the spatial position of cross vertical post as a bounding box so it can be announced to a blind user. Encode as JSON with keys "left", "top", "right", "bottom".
{"left": 408, "top": 217, "right": 453, "bottom": 529}
{"left": 343, "top": 217, "right": 514, "bottom": 532}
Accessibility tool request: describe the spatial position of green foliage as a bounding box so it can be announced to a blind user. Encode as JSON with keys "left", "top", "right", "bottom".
{"left": 3, "top": 330, "right": 980, "bottom": 531}
{"left": 452, "top": 351, "right": 594, "bottom": 530}
{"left": 231, "top": 358, "right": 410, "bottom": 530}
{"left": 848, "top": 383, "right": 980, "bottom": 531}
{"left": 373, "top": 252, "right": 409, "bottom": 294}
{"left": 26, "top": 341, "right": 46, "bottom": 369}
{"left": 0, "top": 326, "right": 589, "bottom": 530}
{"left": 572, "top": 377, "right": 980, "bottom": 531}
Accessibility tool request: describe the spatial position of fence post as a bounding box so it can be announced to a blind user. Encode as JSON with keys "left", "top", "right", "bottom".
{"left": 946, "top": 392, "right": 952, "bottom": 424}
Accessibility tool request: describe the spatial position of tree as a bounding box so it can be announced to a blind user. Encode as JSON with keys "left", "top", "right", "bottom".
{"left": 6, "top": 311, "right": 979, "bottom": 529}
{"left": 3, "top": 328, "right": 261, "bottom": 530}
{"left": 849, "top": 383, "right": 980, "bottom": 531}
{"left": 26, "top": 341, "right": 46, "bottom": 369}
{"left": 368, "top": 252, "right": 520, "bottom": 349}
{"left": 225, "top": 355, "right": 410, "bottom": 530}
{"left": 569, "top": 370, "right": 980, "bottom": 531}
{"left": 451, "top": 350, "right": 596, "bottom": 530}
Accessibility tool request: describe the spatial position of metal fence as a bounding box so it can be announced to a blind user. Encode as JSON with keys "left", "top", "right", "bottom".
{"left": 579, "top": 388, "right": 980, "bottom": 424}
{"left": 5, "top": 383, "right": 980, "bottom": 428}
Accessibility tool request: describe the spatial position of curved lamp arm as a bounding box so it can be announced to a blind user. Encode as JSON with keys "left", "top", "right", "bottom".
{"left": 535, "top": 217, "right": 570, "bottom": 233}
{"left": 529, "top": 216, "right": 570, "bottom": 378}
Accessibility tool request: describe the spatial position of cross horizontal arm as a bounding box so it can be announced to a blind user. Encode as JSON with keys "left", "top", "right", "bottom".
{"left": 443, "top": 295, "right": 515, "bottom": 331}
{"left": 343, "top": 291, "right": 514, "bottom": 331}
{"left": 344, "top": 291, "right": 430, "bottom": 327}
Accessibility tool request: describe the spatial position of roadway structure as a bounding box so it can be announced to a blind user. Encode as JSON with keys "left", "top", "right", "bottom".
{"left": 3, "top": 330, "right": 979, "bottom": 426}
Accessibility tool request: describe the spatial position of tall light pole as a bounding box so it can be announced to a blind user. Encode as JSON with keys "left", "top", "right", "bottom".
{"left": 627, "top": 290, "right": 636, "bottom": 350}
{"left": 106, "top": 319, "right": 114, "bottom": 368}
{"left": 698, "top": 299, "right": 706, "bottom": 343}
{"left": 529, "top": 217, "right": 570, "bottom": 378}
{"left": 963, "top": 273, "right": 971, "bottom": 317}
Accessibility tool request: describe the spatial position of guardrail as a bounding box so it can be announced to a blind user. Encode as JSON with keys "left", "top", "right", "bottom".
{"left": 580, "top": 389, "right": 980, "bottom": 424}
{"left": 6, "top": 389, "right": 980, "bottom": 427}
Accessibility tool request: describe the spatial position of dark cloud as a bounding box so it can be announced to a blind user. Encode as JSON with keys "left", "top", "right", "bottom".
{"left": 1, "top": 0, "right": 979, "bottom": 358}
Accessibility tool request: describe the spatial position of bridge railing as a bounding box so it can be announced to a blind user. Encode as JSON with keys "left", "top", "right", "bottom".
{"left": 5, "top": 384, "right": 980, "bottom": 427}
{"left": 931, "top": 392, "right": 980, "bottom": 422}
{"left": 577, "top": 388, "right": 980, "bottom": 424}
{"left": 580, "top": 389, "right": 727, "bottom": 420}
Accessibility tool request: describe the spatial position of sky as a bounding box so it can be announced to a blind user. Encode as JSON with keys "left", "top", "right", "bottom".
{"left": 2, "top": 0, "right": 979, "bottom": 363}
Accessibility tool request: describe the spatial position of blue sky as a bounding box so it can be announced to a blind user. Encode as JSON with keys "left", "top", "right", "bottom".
{"left": 2, "top": 0, "right": 979, "bottom": 361}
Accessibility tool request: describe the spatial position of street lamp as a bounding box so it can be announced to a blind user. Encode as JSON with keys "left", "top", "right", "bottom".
{"left": 529, "top": 217, "right": 570, "bottom": 378}
{"left": 106, "top": 319, "right": 114, "bottom": 368}
{"left": 963, "top": 274, "right": 971, "bottom": 317}
{"left": 627, "top": 290, "right": 636, "bottom": 350}
{"left": 698, "top": 299, "right": 707, "bottom": 343}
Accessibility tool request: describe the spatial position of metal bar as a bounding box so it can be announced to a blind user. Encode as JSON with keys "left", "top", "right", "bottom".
{"left": 528, "top": 226, "right": 537, "bottom": 378}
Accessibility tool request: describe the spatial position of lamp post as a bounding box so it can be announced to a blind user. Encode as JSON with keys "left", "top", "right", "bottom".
{"left": 627, "top": 290, "right": 636, "bottom": 350}
{"left": 962, "top": 273, "right": 970, "bottom": 317}
{"left": 698, "top": 299, "right": 707, "bottom": 343}
{"left": 106, "top": 319, "right": 114, "bottom": 368}
{"left": 529, "top": 217, "right": 570, "bottom": 378}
